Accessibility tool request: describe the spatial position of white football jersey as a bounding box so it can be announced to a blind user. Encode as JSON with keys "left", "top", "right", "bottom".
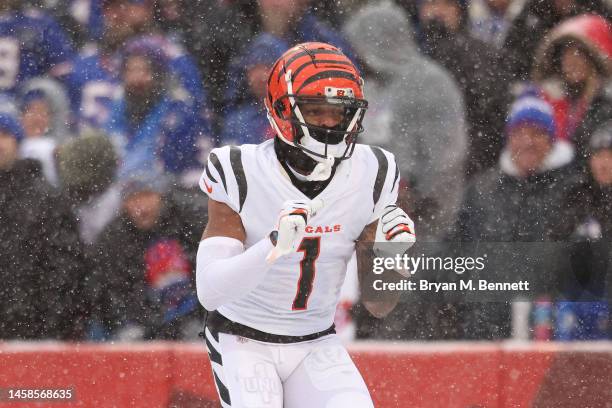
{"left": 199, "top": 139, "right": 399, "bottom": 336}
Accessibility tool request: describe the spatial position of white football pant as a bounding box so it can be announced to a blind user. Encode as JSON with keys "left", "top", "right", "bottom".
{"left": 204, "top": 329, "right": 374, "bottom": 408}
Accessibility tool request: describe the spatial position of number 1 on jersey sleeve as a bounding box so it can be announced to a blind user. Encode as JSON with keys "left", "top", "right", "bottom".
{"left": 292, "top": 237, "right": 321, "bottom": 310}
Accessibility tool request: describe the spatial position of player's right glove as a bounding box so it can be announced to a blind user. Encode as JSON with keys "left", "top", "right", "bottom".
{"left": 266, "top": 198, "right": 324, "bottom": 264}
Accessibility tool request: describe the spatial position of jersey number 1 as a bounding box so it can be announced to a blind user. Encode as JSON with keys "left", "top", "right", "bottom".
{"left": 292, "top": 237, "right": 321, "bottom": 310}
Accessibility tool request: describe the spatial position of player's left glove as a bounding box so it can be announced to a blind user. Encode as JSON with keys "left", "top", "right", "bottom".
{"left": 266, "top": 198, "right": 324, "bottom": 264}
{"left": 373, "top": 205, "right": 416, "bottom": 261}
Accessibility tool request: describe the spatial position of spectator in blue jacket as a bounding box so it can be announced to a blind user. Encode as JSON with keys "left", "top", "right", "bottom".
{"left": 221, "top": 33, "right": 288, "bottom": 145}
{"left": 104, "top": 43, "right": 201, "bottom": 180}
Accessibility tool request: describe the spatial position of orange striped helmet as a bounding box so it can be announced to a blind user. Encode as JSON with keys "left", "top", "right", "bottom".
{"left": 265, "top": 42, "right": 367, "bottom": 163}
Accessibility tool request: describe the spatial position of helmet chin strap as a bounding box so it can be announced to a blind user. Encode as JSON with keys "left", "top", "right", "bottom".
{"left": 305, "top": 155, "right": 335, "bottom": 181}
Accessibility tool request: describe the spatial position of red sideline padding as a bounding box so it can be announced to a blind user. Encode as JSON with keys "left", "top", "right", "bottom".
{"left": 0, "top": 341, "right": 610, "bottom": 407}
{"left": 499, "top": 342, "right": 612, "bottom": 408}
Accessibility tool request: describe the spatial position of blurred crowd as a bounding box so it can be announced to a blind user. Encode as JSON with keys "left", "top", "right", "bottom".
{"left": 0, "top": 0, "right": 611, "bottom": 342}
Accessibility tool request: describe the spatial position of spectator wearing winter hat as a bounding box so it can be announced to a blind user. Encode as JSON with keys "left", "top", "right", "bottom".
{"left": 0, "top": 100, "right": 86, "bottom": 340}
{"left": 453, "top": 93, "right": 583, "bottom": 339}
{"left": 416, "top": 0, "right": 512, "bottom": 177}
{"left": 533, "top": 14, "right": 612, "bottom": 163}
{"left": 221, "top": 33, "right": 288, "bottom": 145}
{"left": 502, "top": 93, "right": 565, "bottom": 178}
{"left": 458, "top": 93, "right": 579, "bottom": 240}
{"left": 89, "top": 170, "right": 207, "bottom": 341}
{"left": 18, "top": 77, "right": 74, "bottom": 187}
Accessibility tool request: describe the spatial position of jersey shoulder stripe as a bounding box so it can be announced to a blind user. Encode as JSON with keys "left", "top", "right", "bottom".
{"left": 229, "top": 146, "right": 248, "bottom": 213}
{"left": 208, "top": 151, "right": 227, "bottom": 192}
{"left": 200, "top": 145, "right": 253, "bottom": 214}
{"left": 358, "top": 144, "right": 400, "bottom": 223}
{"left": 369, "top": 145, "right": 388, "bottom": 207}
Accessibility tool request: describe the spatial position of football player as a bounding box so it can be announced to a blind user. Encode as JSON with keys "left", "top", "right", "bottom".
{"left": 196, "top": 42, "right": 415, "bottom": 408}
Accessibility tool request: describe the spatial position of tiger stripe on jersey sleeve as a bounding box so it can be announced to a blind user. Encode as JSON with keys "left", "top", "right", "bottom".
{"left": 370, "top": 146, "right": 388, "bottom": 207}
{"left": 199, "top": 146, "right": 249, "bottom": 214}
{"left": 369, "top": 145, "right": 400, "bottom": 223}
{"left": 229, "top": 146, "right": 247, "bottom": 213}
{"left": 208, "top": 151, "right": 227, "bottom": 193}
